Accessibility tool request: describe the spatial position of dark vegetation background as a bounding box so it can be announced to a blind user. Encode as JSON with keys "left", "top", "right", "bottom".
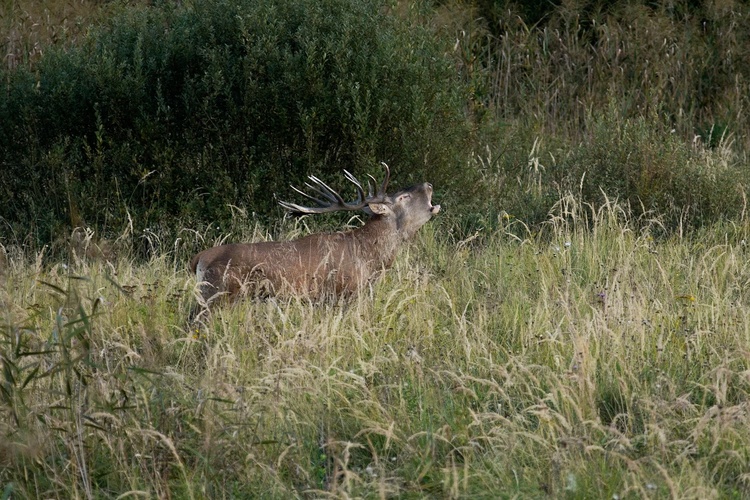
{"left": 1, "top": 0, "right": 749, "bottom": 250}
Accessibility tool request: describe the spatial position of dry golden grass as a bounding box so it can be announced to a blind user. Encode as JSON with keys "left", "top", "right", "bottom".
{"left": 2, "top": 196, "right": 750, "bottom": 497}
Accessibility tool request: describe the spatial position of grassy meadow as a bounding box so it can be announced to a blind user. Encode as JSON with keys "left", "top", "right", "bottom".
{"left": 3, "top": 0, "right": 750, "bottom": 498}
{"left": 3, "top": 195, "right": 750, "bottom": 498}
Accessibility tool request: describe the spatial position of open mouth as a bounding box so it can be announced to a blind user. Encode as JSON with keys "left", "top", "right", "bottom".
{"left": 430, "top": 204, "right": 441, "bottom": 214}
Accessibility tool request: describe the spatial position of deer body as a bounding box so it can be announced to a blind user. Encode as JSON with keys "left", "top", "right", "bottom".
{"left": 190, "top": 165, "right": 439, "bottom": 306}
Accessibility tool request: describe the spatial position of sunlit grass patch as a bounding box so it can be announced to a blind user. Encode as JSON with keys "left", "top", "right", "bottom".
{"left": 3, "top": 197, "right": 750, "bottom": 497}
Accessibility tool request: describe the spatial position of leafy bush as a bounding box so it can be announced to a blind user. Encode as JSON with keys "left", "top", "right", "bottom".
{"left": 0, "top": 0, "right": 472, "bottom": 247}
{"left": 473, "top": 0, "right": 750, "bottom": 145}
{"left": 471, "top": 107, "right": 747, "bottom": 232}
{"left": 560, "top": 107, "right": 746, "bottom": 226}
{"left": 417, "top": 0, "right": 749, "bottom": 232}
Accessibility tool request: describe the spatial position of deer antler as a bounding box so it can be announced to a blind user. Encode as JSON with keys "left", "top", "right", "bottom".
{"left": 279, "top": 162, "right": 391, "bottom": 214}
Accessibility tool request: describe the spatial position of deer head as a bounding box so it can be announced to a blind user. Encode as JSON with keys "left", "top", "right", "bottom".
{"left": 279, "top": 162, "right": 440, "bottom": 240}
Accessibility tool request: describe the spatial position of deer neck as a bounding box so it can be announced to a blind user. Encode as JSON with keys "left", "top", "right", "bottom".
{"left": 353, "top": 216, "right": 403, "bottom": 268}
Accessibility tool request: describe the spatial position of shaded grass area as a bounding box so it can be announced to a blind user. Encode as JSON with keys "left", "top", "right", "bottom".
{"left": 3, "top": 198, "right": 750, "bottom": 497}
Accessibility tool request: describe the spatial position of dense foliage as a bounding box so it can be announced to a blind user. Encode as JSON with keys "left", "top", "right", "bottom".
{"left": 1, "top": 0, "right": 749, "bottom": 243}
{"left": 464, "top": 0, "right": 750, "bottom": 226}
{"left": 0, "top": 0, "right": 471, "bottom": 247}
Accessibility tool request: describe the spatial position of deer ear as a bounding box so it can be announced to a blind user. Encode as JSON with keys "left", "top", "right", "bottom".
{"left": 368, "top": 203, "right": 393, "bottom": 215}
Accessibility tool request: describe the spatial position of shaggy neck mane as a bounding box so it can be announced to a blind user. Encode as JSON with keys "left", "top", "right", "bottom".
{"left": 351, "top": 215, "right": 402, "bottom": 268}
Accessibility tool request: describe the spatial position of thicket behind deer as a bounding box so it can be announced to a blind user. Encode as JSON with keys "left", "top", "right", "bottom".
{"left": 190, "top": 163, "right": 440, "bottom": 307}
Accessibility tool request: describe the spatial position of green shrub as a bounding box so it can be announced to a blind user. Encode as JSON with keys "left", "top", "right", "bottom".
{"left": 472, "top": 107, "right": 747, "bottom": 231}
{"left": 475, "top": 0, "right": 750, "bottom": 146}
{"left": 563, "top": 107, "right": 746, "bottom": 226}
{"left": 0, "top": 0, "right": 472, "bottom": 248}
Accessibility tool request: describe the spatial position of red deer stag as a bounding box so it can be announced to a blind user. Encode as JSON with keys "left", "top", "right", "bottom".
{"left": 190, "top": 163, "right": 440, "bottom": 307}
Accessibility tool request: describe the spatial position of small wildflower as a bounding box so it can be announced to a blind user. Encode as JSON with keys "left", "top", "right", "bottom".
{"left": 646, "top": 483, "right": 657, "bottom": 491}
{"left": 564, "top": 241, "right": 571, "bottom": 248}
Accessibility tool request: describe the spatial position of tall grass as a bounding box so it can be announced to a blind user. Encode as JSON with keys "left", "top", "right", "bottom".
{"left": 0, "top": 0, "right": 142, "bottom": 70}
{"left": 437, "top": 0, "right": 750, "bottom": 226}
{"left": 456, "top": 1, "right": 750, "bottom": 149}
{"left": 3, "top": 197, "right": 750, "bottom": 497}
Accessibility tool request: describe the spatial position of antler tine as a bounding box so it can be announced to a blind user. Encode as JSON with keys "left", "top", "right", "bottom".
{"left": 378, "top": 162, "right": 391, "bottom": 197}
{"left": 289, "top": 184, "right": 330, "bottom": 206}
{"left": 279, "top": 180, "right": 342, "bottom": 214}
{"left": 307, "top": 175, "right": 345, "bottom": 205}
{"left": 343, "top": 169, "right": 363, "bottom": 191}
{"left": 361, "top": 162, "right": 389, "bottom": 200}
{"left": 343, "top": 170, "right": 367, "bottom": 204}
{"left": 365, "top": 174, "right": 378, "bottom": 198}
{"left": 313, "top": 174, "right": 367, "bottom": 209}
{"left": 279, "top": 168, "right": 373, "bottom": 214}
{"left": 278, "top": 200, "right": 314, "bottom": 213}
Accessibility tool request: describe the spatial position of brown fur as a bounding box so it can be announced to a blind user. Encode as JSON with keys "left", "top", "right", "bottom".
{"left": 190, "top": 182, "right": 440, "bottom": 306}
